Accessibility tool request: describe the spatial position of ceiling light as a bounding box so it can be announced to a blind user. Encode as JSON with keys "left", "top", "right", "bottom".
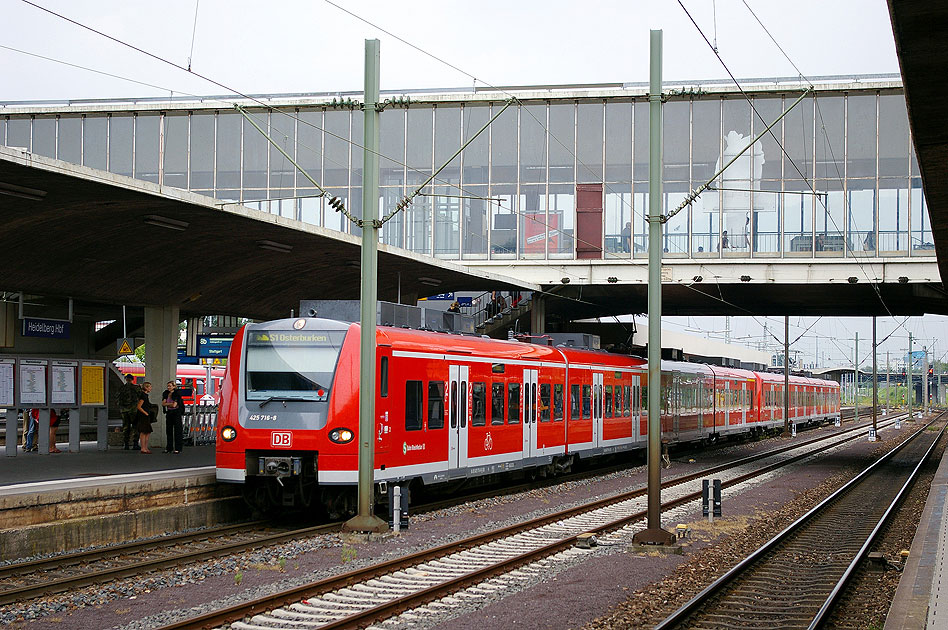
{"left": 607, "top": 276, "right": 618, "bottom": 283}
{"left": 0, "top": 181, "right": 47, "bottom": 201}
{"left": 740, "top": 275, "right": 751, "bottom": 282}
{"left": 693, "top": 275, "right": 703, "bottom": 283}
{"left": 848, "top": 276, "right": 858, "bottom": 284}
{"left": 561, "top": 277, "right": 570, "bottom": 284}
{"left": 418, "top": 276, "right": 442, "bottom": 287}
{"left": 898, "top": 276, "right": 909, "bottom": 284}
{"left": 257, "top": 240, "right": 293, "bottom": 253}
{"left": 144, "top": 214, "right": 189, "bottom": 231}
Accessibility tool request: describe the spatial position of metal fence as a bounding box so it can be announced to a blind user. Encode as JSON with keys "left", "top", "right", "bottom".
{"left": 183, "top": 401, "right": 218, "bottom": 446}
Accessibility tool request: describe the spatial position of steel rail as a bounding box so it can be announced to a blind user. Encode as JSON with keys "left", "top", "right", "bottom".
{"left": 0, "top": 521, "right": 340, "bottom": 606}
{"left": 653, "top": 412, "right": 945, "bottom": 630}
{"left": 155, "top": 411, "right": 908, "bottom": 630}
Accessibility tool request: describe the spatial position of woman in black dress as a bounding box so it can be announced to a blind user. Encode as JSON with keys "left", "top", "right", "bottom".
{"left": 135, "top": 382, "right": 155, "bottom": 454}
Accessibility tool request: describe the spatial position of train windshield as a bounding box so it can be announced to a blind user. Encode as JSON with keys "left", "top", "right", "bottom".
{"left": 245, "top": 329, "right": 346, "bottom": 401}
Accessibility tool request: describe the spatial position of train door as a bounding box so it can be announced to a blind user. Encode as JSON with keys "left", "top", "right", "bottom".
{"left": 673, "top": 371, "right": 681, "bottom": 439}
{"left": 741, "top": 381, "right": 747, "bottom": 425}
{"left": 448, "top": 365, "right": 469, "bottom": 469}
{"left": 592, "top": 372, "right": 603, "bottom": 448}
{"left": 523, "top": 369, "right": 538, "bottom": 457}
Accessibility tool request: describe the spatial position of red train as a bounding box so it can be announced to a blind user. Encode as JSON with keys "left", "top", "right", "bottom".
{"left": 215, "top": 318, "right": 840, "bottom": 514}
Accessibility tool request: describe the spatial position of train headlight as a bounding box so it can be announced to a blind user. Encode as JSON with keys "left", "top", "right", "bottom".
{"left": 221, "top": 426, "right": 238, "bottom": 442}
{"left": 329, "top": 427, "right": 354, "bottom": 444}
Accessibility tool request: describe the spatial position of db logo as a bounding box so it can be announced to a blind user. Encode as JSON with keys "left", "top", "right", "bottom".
{"left": 484, "top": 432, "right": 493, "bottom": 451}
{"left": 271, "top": 431, "right": 292, "bottom": 448}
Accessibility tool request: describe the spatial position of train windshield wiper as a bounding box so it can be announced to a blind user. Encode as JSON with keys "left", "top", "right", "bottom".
{"left": 258, "top": 396, "right": 311, "bottom": 408}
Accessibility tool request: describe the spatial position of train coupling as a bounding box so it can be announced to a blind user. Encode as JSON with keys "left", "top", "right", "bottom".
{"left": 257, "top": 456, "right": 304, "bottom": 483}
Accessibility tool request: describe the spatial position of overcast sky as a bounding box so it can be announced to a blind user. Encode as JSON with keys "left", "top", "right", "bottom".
{"left": 4, "top": 1, "right": 939, "bottom": 367}
{"left": 3, "top": 0, "right": 900, "bottom": 101}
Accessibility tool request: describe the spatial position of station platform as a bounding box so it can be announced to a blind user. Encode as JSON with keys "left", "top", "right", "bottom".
{"left": 885, "top": 447, "right": 948, "bottom": 629}
{"left": 0, "top": 441, "right": 214, "bottom": 489}
{"left": 0, "top": 443, "right": 245, "bottom": 560}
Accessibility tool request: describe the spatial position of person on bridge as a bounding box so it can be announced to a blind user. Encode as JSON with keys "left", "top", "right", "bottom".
{"left": 135, "top": 382, "right": 156, "bottom": 454}
{"left": 162, "top": 381, "right": 186, "bottom": 454}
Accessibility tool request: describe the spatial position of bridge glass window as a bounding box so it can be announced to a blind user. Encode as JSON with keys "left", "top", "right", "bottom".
{"left": 323, "top": 110, "right": 351, "bottom": 187}
{"left": 164, "top": 114, "right": 188, "bottom": 189}
{"left": 57, "top": 117, "right": 80, "bottom": 165}
{"left": 553, "top": 384, "right": 564, "bottom": 422}
{"left": 549, "top": 103, "right": 575, "bottom": 183}
{"left": 471, "top": 382, "right": 486, "bottom": 427}
{"left": 83, "top": 116, "right": 108, "bottom": 170}
{"left": 491, "top": 383, "right": 505, "bottom": 425}
{"left": 582, "top": 384, "right": 592, "bottom": 419}
{"left": 405, "top": 380, "right": 423, "bottom": 431}
{"left": 189, "top": 113, "right": 215, "bottom": 190}
{"left": 135, "top": 114, "right": 160, "bottom": 184}
{"left": 428, "top": 381, "right": 445, "bottom": 430}
{"left": 539, "top": 383, "right": 551, "bottom": 422}
{"left": 216, "top": 112, "right": 241, "bottom": 189}
{"left": 109, "top": 115, "right": 133, "bottom": 177}
{"left": 520, "top": 104, "right": 547, "bottom": 184}
{"left": 242, "top": 110, "right": 268, "bottom": 189}
{"left": 32, "top": 117, "right": 55, "bottom": 158}
{"left": 508, "top": 383, "right": 521, "bottom": 424}
{"left": 270, "top": 111, "right": 297, "bottom": 192}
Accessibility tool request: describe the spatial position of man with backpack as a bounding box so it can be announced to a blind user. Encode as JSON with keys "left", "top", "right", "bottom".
{"left": 118, "top": 374, "right": 142, "bottom": 450}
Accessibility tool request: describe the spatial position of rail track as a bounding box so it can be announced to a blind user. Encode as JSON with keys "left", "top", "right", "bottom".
{"left": 653, "top": 411, "right": 946, "bottom": 630}
{"left": 153, "top": 411, "right": 911, "bottom": 630}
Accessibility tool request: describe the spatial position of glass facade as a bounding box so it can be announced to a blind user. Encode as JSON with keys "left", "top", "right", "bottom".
{"left": 0, "top": 80, "right": 933, "bottom": 259}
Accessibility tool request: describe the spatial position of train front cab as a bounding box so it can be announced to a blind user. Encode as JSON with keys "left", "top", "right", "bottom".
{"left": 216, "top": 318, "right": 353, "bottom": 511}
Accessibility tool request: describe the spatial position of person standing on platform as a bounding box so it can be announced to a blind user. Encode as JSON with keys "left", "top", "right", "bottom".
{"left": 118, "top": 374, "right": 142, "bottom": 450}
{"left": 23, "top": 409, "right": 38, "bottom": 452}
{"left": 162, "top": 381, "right": 186, "bottom": 453}
{"left": 135, "top": 382, "right": 156, "bottom": 454}
{"left": 48, "top": 408, "right": 62, "bottom": 453}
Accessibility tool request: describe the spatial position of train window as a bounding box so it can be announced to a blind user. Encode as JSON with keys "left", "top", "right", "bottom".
{"left": 492, "top": 363, "right": 505, "bottom": 374}
{"left": 471, "top": 382, "right": 486, "bottom": 427}
{"left": 450, "top": 382, "right": 458, "bottom": 428}
{"left": 539, "top": 384, "right": 551, "bottom": 422}
{"left": 553, "top": 384, "right": 564, "bottom": 422}
{"left": 380, "top": 357, "right": 389, "bottom": 397}
{"left": 460, "top": 381, "right": 467, "bottom": 428}
{"left": 405, "top": 380, "right": 423, "bottom": 431}
{"left": 641, "top": 385, "right": 648, "bottom": 414}
{"left": 624, "top": 385, "right": 632, "bottom": 416}
{"left": 491, "top": 383, "right": 505, "bottom": 425}
{"left": 508, "top": 383, "right": 521, "bottom": 424}
{"left": 428, "top": 381, "right": 445, "bottom": 430}
{"left": 582, "top": 384, "right": 591, "bottom": 419}
{"left": 570, "top": 384, "right": 581, "bottom": 419}
{"left": 604, "top": 385, "right": 613, "bottom": 418}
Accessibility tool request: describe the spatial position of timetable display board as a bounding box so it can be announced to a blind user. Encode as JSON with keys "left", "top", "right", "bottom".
{"left": 18, "top": 359, "right": 48, "bottom": 406}
{"left": 50, "top": 360, "right": 78, "bottom": 406}
{"left": 80, "top": 362, "right": 106, "bottom": 407}
{"left": 0, "top": 358, "right": 14, "bottom": 407}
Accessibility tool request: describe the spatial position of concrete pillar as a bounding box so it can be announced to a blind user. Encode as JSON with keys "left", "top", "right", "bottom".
{"left": 530, "top": 295, "right": 546, "bottom": 336}
{"left": 67, "top": 407, "right": 79, "bottom": 452}
{"left": 37, "top": 408, "right": 50, "bottom": 455}
{"left": 144, "top": 306, "right": 179, "bottom": 450}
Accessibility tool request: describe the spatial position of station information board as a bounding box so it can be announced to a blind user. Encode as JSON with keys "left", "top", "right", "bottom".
{"left": 80, "top": 362, "right": 106, "bottom": 406}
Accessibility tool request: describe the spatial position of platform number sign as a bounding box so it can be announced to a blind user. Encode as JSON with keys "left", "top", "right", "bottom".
{"left": 835, "top": 417, "right": 841, "bottom": 428}
{"left": 868, "top": 428, "right": 877, "bottom": 442}
{"left": 271, "top": 431, "right": 292, "bottom": 448}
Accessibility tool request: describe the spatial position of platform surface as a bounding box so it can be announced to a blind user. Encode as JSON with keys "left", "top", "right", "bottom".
{"left": 885, "top": 448, "right": 948, "bottom": 630}
{"left": 0, "top": 442, "right": 215, "bottom": 495}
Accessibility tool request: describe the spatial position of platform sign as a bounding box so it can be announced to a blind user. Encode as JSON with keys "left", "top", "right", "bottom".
{"left": 896, "top": 417, "right": 902, "bottom": 430}
{"left": 835, "top": 417, "right": 841, "bottom": 428}
{"left": 419, "top": 292, "right": 455, "bottom": 301}
{"left": 0, "top": 359, "right": 14, "bottom": 407}
{"left": 22, "top": 318, "right": 70, "bottom": 339}
{"left": 18, "top": 359, "right": 48, "bottom": 405}
{"left": 197, "top": 335, "right": 233, "bottom": 358}
{"left": 80, "top": 363, "right": 106, "bottom": 406}
{"left": 116, "top": 338, "right": 135, "bottom": 356}
{"left": 50, "top": 360, "right": 78, "bottom": 406}
{"left": 868, "top": 428, "right": 877, "bottom": 442}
